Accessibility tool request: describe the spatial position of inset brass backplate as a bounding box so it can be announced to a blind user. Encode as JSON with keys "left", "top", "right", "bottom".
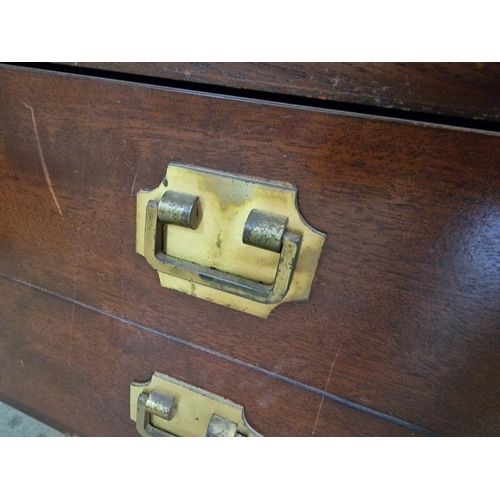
{"left": 136, "top": 164, "right": 325, "bottom": 317}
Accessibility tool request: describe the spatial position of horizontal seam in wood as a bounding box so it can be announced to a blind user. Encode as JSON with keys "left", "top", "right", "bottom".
{"left": 0, "top": 272, "right": 440, "bottom": 436}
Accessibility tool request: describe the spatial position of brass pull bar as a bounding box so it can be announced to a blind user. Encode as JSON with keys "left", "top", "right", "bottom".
{"left": 131, "top": 372, "right": 260, "bottom": 437}
{"left": 143, "top": 191, "right": 302, "bottom": 304}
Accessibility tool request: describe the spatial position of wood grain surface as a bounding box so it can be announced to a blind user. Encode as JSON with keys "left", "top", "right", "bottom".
{"left": 0, "top": 277, "right": 417, "bottom": 436}
{"left": 1, "top": 65, "right": 500, "bottom": 435}
{"left": 66, "top": 62, "right": 500, "bottom": 123}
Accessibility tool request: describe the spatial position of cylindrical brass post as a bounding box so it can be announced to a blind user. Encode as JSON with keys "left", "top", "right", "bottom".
{"left": 144, "top": 390, "right": 178, "bottom": 420}
{"left": 157, "top": 191, "right": 201, "bottom": 229}
{"left": 242, "top": 209, "right": 288, "bottom": 253}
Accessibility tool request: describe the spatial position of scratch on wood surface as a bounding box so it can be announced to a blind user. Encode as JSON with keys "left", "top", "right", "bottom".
{"left": 116, "top": 139, "right": 127, "bottom": 163}
{"left": 68, "top": 222, "right": 82, "bottom": 367}
{"left": 68, "top": 206, "right": 82, "bottom": 368}
{"left": 68, "top": 327, "right": 74, "bottom": 367}
{"left": 23, "top": 102, "right": 63, "bottom": 216}
{"left": 68, "top": 303, "right": 75, "bottom": 367}
{"left": 311, "top": 345, "right": 342, "bottom": 436}
{"left": 130, "top": 170, "right": 138, "bottom": 199}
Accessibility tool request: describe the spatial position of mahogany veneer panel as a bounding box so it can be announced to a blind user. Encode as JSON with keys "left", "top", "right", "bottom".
{"left": 68, "top": 62, "right": 500, "bottom": 122}
{"left": 1, "top": 65, "right": 500, "bottom": 435}
{"left": 0, "top": 277, "right": 416, "bottom": 436}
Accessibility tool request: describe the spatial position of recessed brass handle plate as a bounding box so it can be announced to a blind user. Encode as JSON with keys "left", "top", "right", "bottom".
{"left": 130, "top": 372, "right": 261, "bottom": 437}
{"left": 136, "top": 164, "right": 325, "bottom": 317}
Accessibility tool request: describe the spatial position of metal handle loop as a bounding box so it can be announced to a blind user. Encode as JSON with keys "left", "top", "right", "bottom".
{"left": 143, "top": 192, "right": 302, "bottom": 304}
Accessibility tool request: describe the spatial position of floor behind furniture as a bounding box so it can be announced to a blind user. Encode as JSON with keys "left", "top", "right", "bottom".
{"left": 0, "top": 401, "right": 64, "bottom": 437}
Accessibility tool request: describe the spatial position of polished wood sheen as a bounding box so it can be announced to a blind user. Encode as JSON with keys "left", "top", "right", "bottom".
{"left": 1, "top": 65, "right": 500, "bottom": 435}
{"left": 67, "top": 62, "right": 500, "bottom": 122}
{"left": 0, "top": 278, "right": 416, "bottom": 436}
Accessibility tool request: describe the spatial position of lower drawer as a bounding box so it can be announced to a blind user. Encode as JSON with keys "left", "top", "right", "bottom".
{"left": 0, "top": 277, "right": 418, "bottom": 436}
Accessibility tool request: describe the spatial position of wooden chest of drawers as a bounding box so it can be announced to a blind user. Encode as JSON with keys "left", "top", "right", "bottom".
{"left": 1, "top": 63, "right": 499, "bottom": 436}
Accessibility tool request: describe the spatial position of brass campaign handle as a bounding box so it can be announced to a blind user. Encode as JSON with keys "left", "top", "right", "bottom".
{"left": 132, "top": 373, "right": 261, "bottom": 437}
{"left": 143, "top": 191, "right": 302, "bottom": 304}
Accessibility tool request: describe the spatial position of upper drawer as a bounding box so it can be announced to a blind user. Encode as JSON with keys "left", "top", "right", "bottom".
{"left": 1, "top": 65, "right": 500, "bottom": 435}
{"left": 64, "top": 62, "right": 500, "bottom": 122}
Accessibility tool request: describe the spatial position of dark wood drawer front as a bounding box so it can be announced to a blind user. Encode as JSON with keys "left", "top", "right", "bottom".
{"left": 1, "top": 65, "right": 499, "bottom": 435}
{"left": 0, "top": 277, "right": 417, "bottom": 436}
